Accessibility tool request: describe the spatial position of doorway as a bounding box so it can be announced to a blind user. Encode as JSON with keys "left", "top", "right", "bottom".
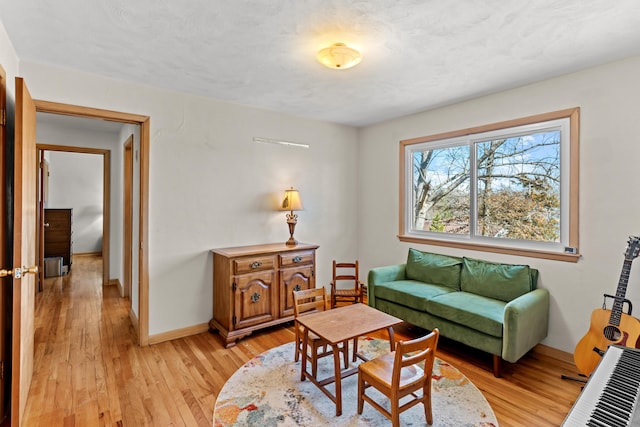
{"left": 33, "top": 100, "right": 150, "bottom": 346}
{"left": 37, "top": 145, "right": 110, "bottom": 288}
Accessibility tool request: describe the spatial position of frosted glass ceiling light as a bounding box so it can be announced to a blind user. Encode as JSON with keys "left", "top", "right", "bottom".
{"left": 316, "top": 43, "right": 362, "bottom": 70}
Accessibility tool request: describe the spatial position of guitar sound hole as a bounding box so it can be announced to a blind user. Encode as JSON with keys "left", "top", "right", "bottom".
{"left": 603, "top": 325, "right": 622, "bottom": 341}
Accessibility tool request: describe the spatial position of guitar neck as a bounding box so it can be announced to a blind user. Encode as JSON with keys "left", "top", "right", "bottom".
{"left": 610, "top": 259, "right": 633, "bottom": 325}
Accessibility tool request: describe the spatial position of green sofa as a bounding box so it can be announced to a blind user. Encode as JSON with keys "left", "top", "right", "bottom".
{"left": 367, "top": 249, "right": 549, "bottom": 377}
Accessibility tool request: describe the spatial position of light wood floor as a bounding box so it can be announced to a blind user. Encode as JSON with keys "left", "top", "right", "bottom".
{"left": 22, "top": 255, "right": 583, "bottom": 426}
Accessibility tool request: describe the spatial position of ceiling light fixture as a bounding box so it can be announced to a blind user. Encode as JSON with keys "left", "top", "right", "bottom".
{"left": 316, "top": 43, "right": 362, "bottom": 70}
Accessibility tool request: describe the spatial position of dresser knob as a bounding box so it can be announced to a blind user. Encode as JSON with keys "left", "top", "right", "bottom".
{"left": 250, "top": 261, "right": 262, "bottom": 269}
{"left": 251, "top": 292, "right": 261, "bottom": 303}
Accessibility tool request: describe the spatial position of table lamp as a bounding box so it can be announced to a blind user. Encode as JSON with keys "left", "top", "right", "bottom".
{"left": 280, "top": 187, "right": 303, "bottom": 246}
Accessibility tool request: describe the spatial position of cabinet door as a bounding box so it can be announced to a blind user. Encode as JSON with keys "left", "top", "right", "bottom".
{"left": 280, "top": 265, "right": 314, "bottom": 317}
{"left": 233, "top": 271, "right": 277, "bottom": 330}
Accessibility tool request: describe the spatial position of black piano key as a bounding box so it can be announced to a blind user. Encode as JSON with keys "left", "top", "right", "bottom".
{"left": 606, "top": 378, "right": 637, "bottom": 398}
{"left": 617, "top": 365, "right": 640, "bottom": 384}
{"left": 593, "top": 400, "right": 630, "bottom": 422}
{"left": 602, "top": 384, "right": 636, "bottom": 403}
{"left": 611, "top": 370, "right": 640, "bottom": 383}
{"left": 600, "top": 393, "right": 633, "bottom": 413}
{"left": 589, "top": 408, "right": 628, "bottom": 427}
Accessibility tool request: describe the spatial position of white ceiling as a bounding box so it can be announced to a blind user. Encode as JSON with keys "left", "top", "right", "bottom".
{"left": 3, "top": 0, "right": 640, "bottom": 127}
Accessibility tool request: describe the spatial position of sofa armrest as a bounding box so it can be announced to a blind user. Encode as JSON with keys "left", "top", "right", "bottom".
{"left": 367, "top": 264, "right": 406, "bottom": 307}
{"left": 502, "top": 288, "right": 550, "bottom": 363}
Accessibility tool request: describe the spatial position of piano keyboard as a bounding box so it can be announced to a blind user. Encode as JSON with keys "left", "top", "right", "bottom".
{"left": 563, "top": 345, "right": 640, "bottom": 427}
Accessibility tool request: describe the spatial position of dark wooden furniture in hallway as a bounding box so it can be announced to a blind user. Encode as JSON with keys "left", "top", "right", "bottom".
{"left": 43, "top": 208, "right": 73, "bottom": 271}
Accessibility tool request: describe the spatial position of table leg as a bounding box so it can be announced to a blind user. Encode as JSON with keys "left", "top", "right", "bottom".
{"left": 301, "top": 328, "right": 309, "bottom": 381}
{"left": 387, "top": 326, "right": 396, "bottom": 351}
{"left": 331, "top": 343, "right": 343, "bottom": 416}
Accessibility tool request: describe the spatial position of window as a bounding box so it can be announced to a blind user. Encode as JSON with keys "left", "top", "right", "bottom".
{"left": 399, "top": 108, "right": 579, "bottom": 262}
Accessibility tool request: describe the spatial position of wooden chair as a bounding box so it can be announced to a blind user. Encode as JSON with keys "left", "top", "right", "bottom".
{"left": 357, "top": 329, "right": 440, "bottom": 427}
{"left": 330, "top": 260, "right": 365, "bottom": 309}
{"left": 292, "top": 288, "right": 349, "bottom": 378}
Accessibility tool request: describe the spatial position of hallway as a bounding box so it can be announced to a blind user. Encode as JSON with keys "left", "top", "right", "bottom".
{"left": 26, "top": 255, "right": 135, "bottom": 425}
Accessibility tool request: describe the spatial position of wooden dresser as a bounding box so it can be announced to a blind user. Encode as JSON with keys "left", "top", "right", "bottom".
{"left": 44, "top": 208, "right": 73, "bottom": 270}
{"left": 209, "top": 242, "right": 319, "bottom": 347}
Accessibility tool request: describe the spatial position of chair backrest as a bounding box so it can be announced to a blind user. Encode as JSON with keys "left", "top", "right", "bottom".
{"left": 332, "top": 260, "right": 360, "bottom": 289}
{"left": 293, "top": 287, "right": 327, "bottom": 318}
{"left": 392, "top": 329, "right": 440, "bottom": 388}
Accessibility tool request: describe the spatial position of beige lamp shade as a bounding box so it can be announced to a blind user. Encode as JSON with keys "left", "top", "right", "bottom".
{"left": 281, "top": 188, "right": 303, "bottom": 211}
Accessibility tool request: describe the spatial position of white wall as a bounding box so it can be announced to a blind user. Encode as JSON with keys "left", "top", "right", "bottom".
{"left": 36, "top": 123, "right": 124, "bottom": 279}
{"left": 19, "top": 60, "right": 360, "bottom": 336}
{"left": 47, "top": 151, "right": 103, "bottom": 253}
{"left": 358, "top": 55, "right": 640, "bottom": 353}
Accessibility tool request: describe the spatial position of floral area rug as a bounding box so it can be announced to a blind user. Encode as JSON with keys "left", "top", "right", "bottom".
{"left": 214, "top": 337, "right": 498, "bottom": 426}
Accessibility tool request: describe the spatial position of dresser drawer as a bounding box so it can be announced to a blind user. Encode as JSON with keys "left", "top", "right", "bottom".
{"left": 233, "top": 256, "right": 274, "bottom": 274}
{"left": 279, "top": 251, "right": 314, "bottom": 267}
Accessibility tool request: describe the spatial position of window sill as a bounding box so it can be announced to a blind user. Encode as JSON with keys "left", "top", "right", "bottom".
{"left": 397, "top": 235, "right": 580, "bottom": 263}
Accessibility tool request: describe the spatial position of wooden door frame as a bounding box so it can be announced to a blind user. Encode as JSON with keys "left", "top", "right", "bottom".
{"left": 37, "top": 145, "right": 111, "bottom": 287}
{"left": 34, "top": 100, "right": 150, "bottom": 346}
{"left": 37, "top": 151, "right": 45, "bottom": 291}
{"left": 123, "top": 135, "right": 133, "bottom": 299}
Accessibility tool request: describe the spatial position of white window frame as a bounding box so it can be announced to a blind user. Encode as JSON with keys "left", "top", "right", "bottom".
{"left": 399, "top": 108, "right": 580, "bottom": 262}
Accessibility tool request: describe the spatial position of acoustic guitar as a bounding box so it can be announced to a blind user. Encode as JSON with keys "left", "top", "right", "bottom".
{"left": 573, "top": 236, "right": 640, "bottom": 377}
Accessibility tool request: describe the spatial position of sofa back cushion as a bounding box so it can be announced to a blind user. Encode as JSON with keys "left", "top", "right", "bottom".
{"left": 460, "top": 257, "right": 535, "bottom": 302}
{"left": 405, "top": 248, "right": 462, "bottom": 290}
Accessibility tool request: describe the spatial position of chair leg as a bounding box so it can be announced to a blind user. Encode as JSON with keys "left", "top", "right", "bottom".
{"left": 424, "top": 383, "right": 433, "bottom": 425}
{"left": 391, "top": 398, "right": 400, "bottom": 427}
{"left": 294, "top": 337, "right": 300, "bottom": 362}
{"left": 357, "top": 374, "right": 365, "bottom": 414}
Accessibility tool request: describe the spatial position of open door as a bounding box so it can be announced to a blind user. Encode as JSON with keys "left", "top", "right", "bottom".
{"left": 10, "top": 77, "right": 38, "bottom": 426}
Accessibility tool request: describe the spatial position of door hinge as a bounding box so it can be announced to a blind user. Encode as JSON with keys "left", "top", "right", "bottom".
{"left": 0, "top": 109, "right": 5, "bottom": 126}
{"left": 312, "top": 269, "right": 315, "bottom": 277}
{"left": 232, "top": 282, "right": 237, "bottom": 292}
{"left": 0, "top": 360, "right": 4, "bottom": 380}
{"left": 232, "top": 316, "right": 237, "bottom": 325}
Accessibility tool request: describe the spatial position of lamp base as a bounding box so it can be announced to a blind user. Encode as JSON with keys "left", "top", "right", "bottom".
{"left": 285, "top": 237, "right": 298, "bottom": 246}
{"left": 286, "top": 214, "right": 298, "bottom": 246}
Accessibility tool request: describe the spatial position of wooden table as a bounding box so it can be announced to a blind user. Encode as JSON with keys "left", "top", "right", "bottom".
{"left": 297, "top": 303, "right": 402, "bottom": 416}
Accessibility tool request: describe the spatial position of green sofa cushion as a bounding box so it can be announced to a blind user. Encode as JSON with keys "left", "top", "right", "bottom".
{"left": 426, "top": 292, "right": 506, "bottom": 337}
{"left": 460, "top": 257, "right": 533, "bottom": 302}
{"left": 405, "top": 248, "right": 462, "bottom": 290}
{"left": 374, "top": 280, "right": 455, "bottom": 312}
